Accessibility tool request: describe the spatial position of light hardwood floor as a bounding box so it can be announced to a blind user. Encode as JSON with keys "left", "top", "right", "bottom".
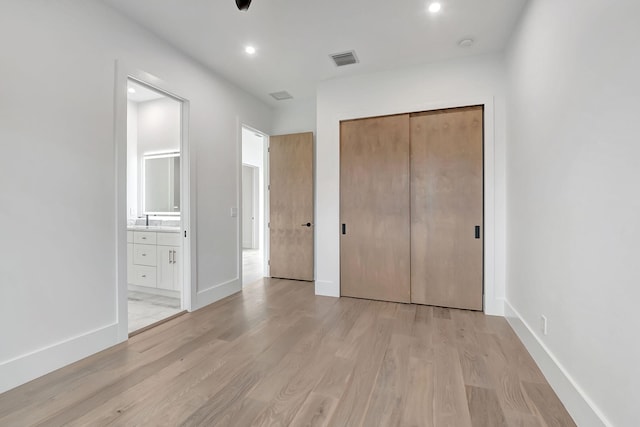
{"left": 0, "top": 278, "right": 576, "bottom": 426}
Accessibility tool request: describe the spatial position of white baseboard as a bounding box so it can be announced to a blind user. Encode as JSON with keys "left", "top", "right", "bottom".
{"left": 194, "top": 278, "right": 241, "bottom": 310}
{"left": 504, "top": 301, "right": 611, "bottom": 427}
{"left": 0, "top": 323, "right": 119, "bottom": 394}
{"left": 315, "top": 280, "right": 340, "bottom": 298}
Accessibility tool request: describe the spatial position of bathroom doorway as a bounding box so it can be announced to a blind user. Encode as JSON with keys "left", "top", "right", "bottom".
{"left": 241, "top": 126, "right": 268, "bottom": 286}
{"left": 125, "top": 79, "right": 187, "bottom": 335}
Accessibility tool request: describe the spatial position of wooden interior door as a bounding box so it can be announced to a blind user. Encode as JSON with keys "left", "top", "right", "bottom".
{"left": 410, "top": 106, "right": 484, "bottom": 310}
{"left": 340, "top": 114, "right": 411, "bottom": 303}
{"left": 269, "top": 132, "right": 314, "bottom": 281}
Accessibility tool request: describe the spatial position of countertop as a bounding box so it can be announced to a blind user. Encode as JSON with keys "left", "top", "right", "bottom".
{"left": 127, "top": 225, "right": 181, "bottom": 233}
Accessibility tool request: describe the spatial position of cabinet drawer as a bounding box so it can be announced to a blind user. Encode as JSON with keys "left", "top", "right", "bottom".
{"left": 134, "top": 231, "right": 157, "bottom": 244}
{"left": 132, "top": 265, "right": 156, "bottom": 288}
{"left": 157, "top": 232, "right": 181, "bottom": 247}
{"left": 127, "top": 231, "right": 134, "bottom": 243}
{"left": 133, "top": 244, "right": 157, "bottom": 266}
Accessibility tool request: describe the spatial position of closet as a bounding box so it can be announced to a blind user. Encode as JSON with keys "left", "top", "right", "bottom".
{"left": 340, "top": 106, "right": 483, "bottom": 311}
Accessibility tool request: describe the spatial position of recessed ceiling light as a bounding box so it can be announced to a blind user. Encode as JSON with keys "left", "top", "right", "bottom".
{"left": 428, "top": 2, "right": 442, "bottom": 13}
{"left": 458, "top": 38, "right": 475, "bottom": 48}
{"left": 128, "top": 87, "right": 136, "bottom": 94}
{"left": 245, "top": 45, "right": 256, "bottom": 55}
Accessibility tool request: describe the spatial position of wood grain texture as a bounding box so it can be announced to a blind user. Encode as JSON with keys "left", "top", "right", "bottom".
{"left": 466, "top": 385, "right": 509, "bottom": 427}
{"left": 411, "top": 106, "right": 484, "bottom": 310}
{"left": 340, "top": 114, "right": 411, "bottom": 303}
{"left": 269, "top": 132, "right": 314, "bottom": 281}
{"left": 0, "top": 279, "right": 575, "bottom": 426}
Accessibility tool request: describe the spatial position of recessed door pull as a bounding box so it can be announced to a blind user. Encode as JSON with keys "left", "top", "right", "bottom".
{"left": 475, "top": 225, "right": 481, "bottom": 239}
{"left": 342, "top": 224, "right": 346, "bottom": 235}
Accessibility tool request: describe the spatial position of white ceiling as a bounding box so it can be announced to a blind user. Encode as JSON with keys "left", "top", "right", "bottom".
{"left": 104, "top": 0, "right": 528, "bottom": 107}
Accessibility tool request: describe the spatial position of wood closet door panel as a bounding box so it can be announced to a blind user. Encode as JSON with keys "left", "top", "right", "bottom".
{"left": 410, "top": 106, "right": 484, "bottom": 310}
{"left": 269, "top": 132, "right": 314, "bottom": 281}
{"left": 340, "top": 114, "right": 411, "bottom": 303}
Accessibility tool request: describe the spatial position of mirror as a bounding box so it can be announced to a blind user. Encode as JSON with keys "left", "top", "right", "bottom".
{"left": 143, "top": 153, "right": 180, "bottom": 214}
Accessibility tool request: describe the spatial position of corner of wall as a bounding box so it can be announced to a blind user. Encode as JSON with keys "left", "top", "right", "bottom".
{"left": 194, "top": 279, "right": 242, "bottom": 311}
{"left": 504, "top": 300, "right": 611, "bottom": 427}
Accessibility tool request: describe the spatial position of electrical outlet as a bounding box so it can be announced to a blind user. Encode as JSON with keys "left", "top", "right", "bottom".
{"left": 541, "top": 315, "right": 548, "bottom": 336}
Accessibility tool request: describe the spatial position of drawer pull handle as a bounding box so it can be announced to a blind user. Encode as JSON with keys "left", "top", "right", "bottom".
{"left": 141, "top": 275, "right": 146, "bottom": 278}
{"left": 141, "top": 237, "right": 146, "bottom": 240}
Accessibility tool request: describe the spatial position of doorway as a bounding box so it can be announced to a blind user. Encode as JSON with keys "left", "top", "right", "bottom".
{"left": 125, "top": 79, "right": 187, "bottom": 334}
{"left": 241, "top": 126, "right": 266, "bottom": 285}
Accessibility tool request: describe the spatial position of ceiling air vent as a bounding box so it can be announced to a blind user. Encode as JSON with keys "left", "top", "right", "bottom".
{"left": 330, "top": 50, "right": 359, "bottom": 67}
{"left": 269, "top": 91, "right": 293, "bottom": 101}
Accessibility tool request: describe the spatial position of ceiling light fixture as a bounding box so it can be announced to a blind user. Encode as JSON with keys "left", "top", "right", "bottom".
{"left": 428, "top": 2, "right": 442, "bottom": 13}
{"left": 128, "top": 87, "right": 136, "bottom": 94}
{"left": 245, "top": 45, "right": 256, "bottom": 55}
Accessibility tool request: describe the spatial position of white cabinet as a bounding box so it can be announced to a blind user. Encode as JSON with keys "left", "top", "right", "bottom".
{"left": 128, "top": 230, "right": 181, "bottom": 293}
{"left": 133, "top": 244, "right": 157, "bottom": 267}
{"left": 157, "top": 245, "right": 181, "bottom": 291}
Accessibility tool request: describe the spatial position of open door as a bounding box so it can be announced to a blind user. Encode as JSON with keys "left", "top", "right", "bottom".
{"left": 269, "top": 132, "right": 314, "bottom": 281}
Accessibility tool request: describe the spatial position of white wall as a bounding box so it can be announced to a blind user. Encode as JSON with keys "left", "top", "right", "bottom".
{"left": 137, "top": 97, "right": 181, "bottom": 155}
{"left": 271, "top": 97, "right": 317, "bottom": 135}
{"left": 0, "top": 0, "right": 273, "bottom": 393}
{"left": 126, "top": 100, "right": 139, "bottom": 219}
{"left": 242, "top": 165, "right": 255, "bottom": 248}
{"left": 505, "top": 1, "right": 640, "bottom": 426}
{"left": 316, "top": 53, "right": 508, "bottom": 314}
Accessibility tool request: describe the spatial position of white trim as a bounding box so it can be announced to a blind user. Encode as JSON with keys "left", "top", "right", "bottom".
{"left": 193, "top": 280, "right": 240, "bottom": 310}
{"left": 322, "top": 96, "right": 503, "bottom": 315}
{"left": 0, "top": 323, "right": 118, "bottom": 394}
{"left": 504, "top": 301, "right": 611, "bottom": 427}
{"left": 114, "top": 60, "right": 193, "bottom": 343}
{"left": 263, "top": 134, "right": 271, "bottom": 278}
{"left": 315, "top": 280, "right": 340, "bottom": 298}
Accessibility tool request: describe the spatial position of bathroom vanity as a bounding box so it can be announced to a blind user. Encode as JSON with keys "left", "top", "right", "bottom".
{"left": 127, "top": 226, "right": 182, "bottom": 294}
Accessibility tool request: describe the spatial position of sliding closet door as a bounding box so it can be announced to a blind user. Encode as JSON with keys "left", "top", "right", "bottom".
{"left": 340, "top": 114, "right": 411, "bottom": 303}
{"left": 410, "top": 106, "right": 484, "bottom": 310}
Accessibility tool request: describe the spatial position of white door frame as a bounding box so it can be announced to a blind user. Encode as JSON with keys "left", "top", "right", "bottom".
{"left": 239, "top": 124, "right": 270, "bottom": 282}
{"left": 241, "top": 163, "right": 260, "bottom": 249}
{"left": 114, "top": 60, "right": 193, "bottom": 342}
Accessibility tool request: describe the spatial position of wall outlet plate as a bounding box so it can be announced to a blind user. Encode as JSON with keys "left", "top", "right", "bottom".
{"left": 230, "top": 207, "right": 238, "bottom": 217}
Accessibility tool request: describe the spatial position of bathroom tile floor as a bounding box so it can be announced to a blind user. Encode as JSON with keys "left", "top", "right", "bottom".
{"left": 128, "top": 291, "right": 181, "bottom": 333}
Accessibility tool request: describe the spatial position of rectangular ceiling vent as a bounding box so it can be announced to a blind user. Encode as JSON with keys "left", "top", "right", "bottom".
{"left": 330, "top": 50, "right": 359, "bottom": 67}
{"left": 269, "top": 91, "right": 293, "bottom": 101}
